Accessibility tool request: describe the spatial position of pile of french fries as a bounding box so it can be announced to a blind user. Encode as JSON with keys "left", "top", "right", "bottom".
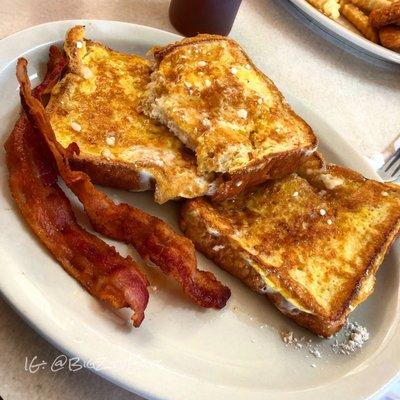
{"left": 306, "top": 0, "right": 400, "bottom": 51}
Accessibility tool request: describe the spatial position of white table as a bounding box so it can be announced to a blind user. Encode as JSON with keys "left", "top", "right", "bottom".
{"left": 0, "top": 1, "right": 399, "bottom": 399}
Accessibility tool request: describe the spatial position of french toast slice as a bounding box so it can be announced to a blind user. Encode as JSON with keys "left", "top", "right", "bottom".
{"left": 45, "top": 26, "right": 218, "bottom": 204}
{"left": 180, "top": 158, "right": 400, "bottom": 336}
{"left": 141, "top": 34, "right": 318, "bottom": 201}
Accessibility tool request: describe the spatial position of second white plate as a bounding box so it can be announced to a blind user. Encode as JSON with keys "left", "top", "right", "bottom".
{"left": 287, "top": 0, "right": 400, "bottom": 65}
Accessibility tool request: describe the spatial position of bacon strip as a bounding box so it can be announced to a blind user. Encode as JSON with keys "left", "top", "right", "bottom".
{"left": 5, "top": 48, "right": 149, "bottom": 327}
{"left": 17, "top": 57, "right": 231, "bottom": 309}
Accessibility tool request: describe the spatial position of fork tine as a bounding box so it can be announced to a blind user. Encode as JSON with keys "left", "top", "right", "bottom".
{"left": 383, "top": 148, "right": 400, "bottom": 172}
{"left": 380, "top": 155, "right": 400, "bottom": 182}
{"left": 392, "top": 159, "right": 400, "bottom": 176}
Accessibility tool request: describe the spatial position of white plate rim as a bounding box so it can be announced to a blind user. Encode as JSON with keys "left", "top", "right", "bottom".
{"left": 287, "top": 0, "right": 400, "bottom": 65}
{"left": 0, "top": 19, "right": 399, "bottom": 400}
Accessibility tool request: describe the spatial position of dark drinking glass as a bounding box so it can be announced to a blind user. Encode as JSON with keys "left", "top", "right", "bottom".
{"left": 169, "top": 0, "right": 242, "bottom": 37}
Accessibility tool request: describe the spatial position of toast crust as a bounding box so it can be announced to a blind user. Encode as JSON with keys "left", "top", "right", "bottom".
{"left": 46, "top": 26, "right": 218, "bottom": 203}
{"left": 143, "top": 34, "right": 318, "bottom": 201}
{"left": 180, "top": 164, "right": 400, "bottom": 336}
{"left": 69, "top": 155, "right": 153, "bottom": 192}
{"left": 213, "top": 148, "right": 314, "bottom": 201}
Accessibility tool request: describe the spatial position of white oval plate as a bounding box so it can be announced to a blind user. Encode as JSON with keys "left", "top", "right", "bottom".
{"left": 0, "top": 20, "right": 399, "bottom": 400}
{"left": 287, "top": 0, "right": 400, "bottom": 65}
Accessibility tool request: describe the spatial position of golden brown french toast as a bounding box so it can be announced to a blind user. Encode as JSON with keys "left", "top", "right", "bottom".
{"left": 45, "top": 26, "right": 218, "bottom": 204}
{"left": 141, "top": 34, "right": 318, "bottom": 201}
{"left": 180, "top": 157, "right": 400, "bottom": 336}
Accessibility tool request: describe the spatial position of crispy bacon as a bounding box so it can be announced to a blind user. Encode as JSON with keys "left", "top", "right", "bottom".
{"left": 17, "top": 57, "right": 231, "bottom": 309}
{"left": 5, "top": 48, "right": 149, "bottom": 326}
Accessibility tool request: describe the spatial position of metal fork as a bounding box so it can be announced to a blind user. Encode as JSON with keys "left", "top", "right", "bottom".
{"left": 377, "top": 148, "right": 400, "bottom": 182}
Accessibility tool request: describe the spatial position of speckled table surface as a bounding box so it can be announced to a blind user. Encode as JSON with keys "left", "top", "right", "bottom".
{"left": 0, "top": 1, "right": 399, "bottom": 399}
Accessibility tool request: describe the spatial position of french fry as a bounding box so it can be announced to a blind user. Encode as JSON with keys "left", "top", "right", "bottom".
{"left": 348, "top": 0, "right": 392, "bottom": 12}
{"left": 340, "top": 0, "right": 380, "bottom": 42}
{"left": 379, "top": 24, "right": 400, "bottom": 49}
{"left": 369, "top": 1, "right": 400, "bottom": 28}
{"left": 306, "top": 0, "right": 341, "bottom": 19}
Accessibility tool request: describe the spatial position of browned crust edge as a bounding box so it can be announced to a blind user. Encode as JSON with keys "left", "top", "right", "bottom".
{"left": 150, "top": 34, "right": 318, "bottom": 201}
{"left": 66, "top": 26, "right": 143, "bottom": 64}
{"left": 69, "top": 155, "right": 154, "bottom": 192}
{"left": 213, "top": 147, "right": 315, "bottom": 201}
